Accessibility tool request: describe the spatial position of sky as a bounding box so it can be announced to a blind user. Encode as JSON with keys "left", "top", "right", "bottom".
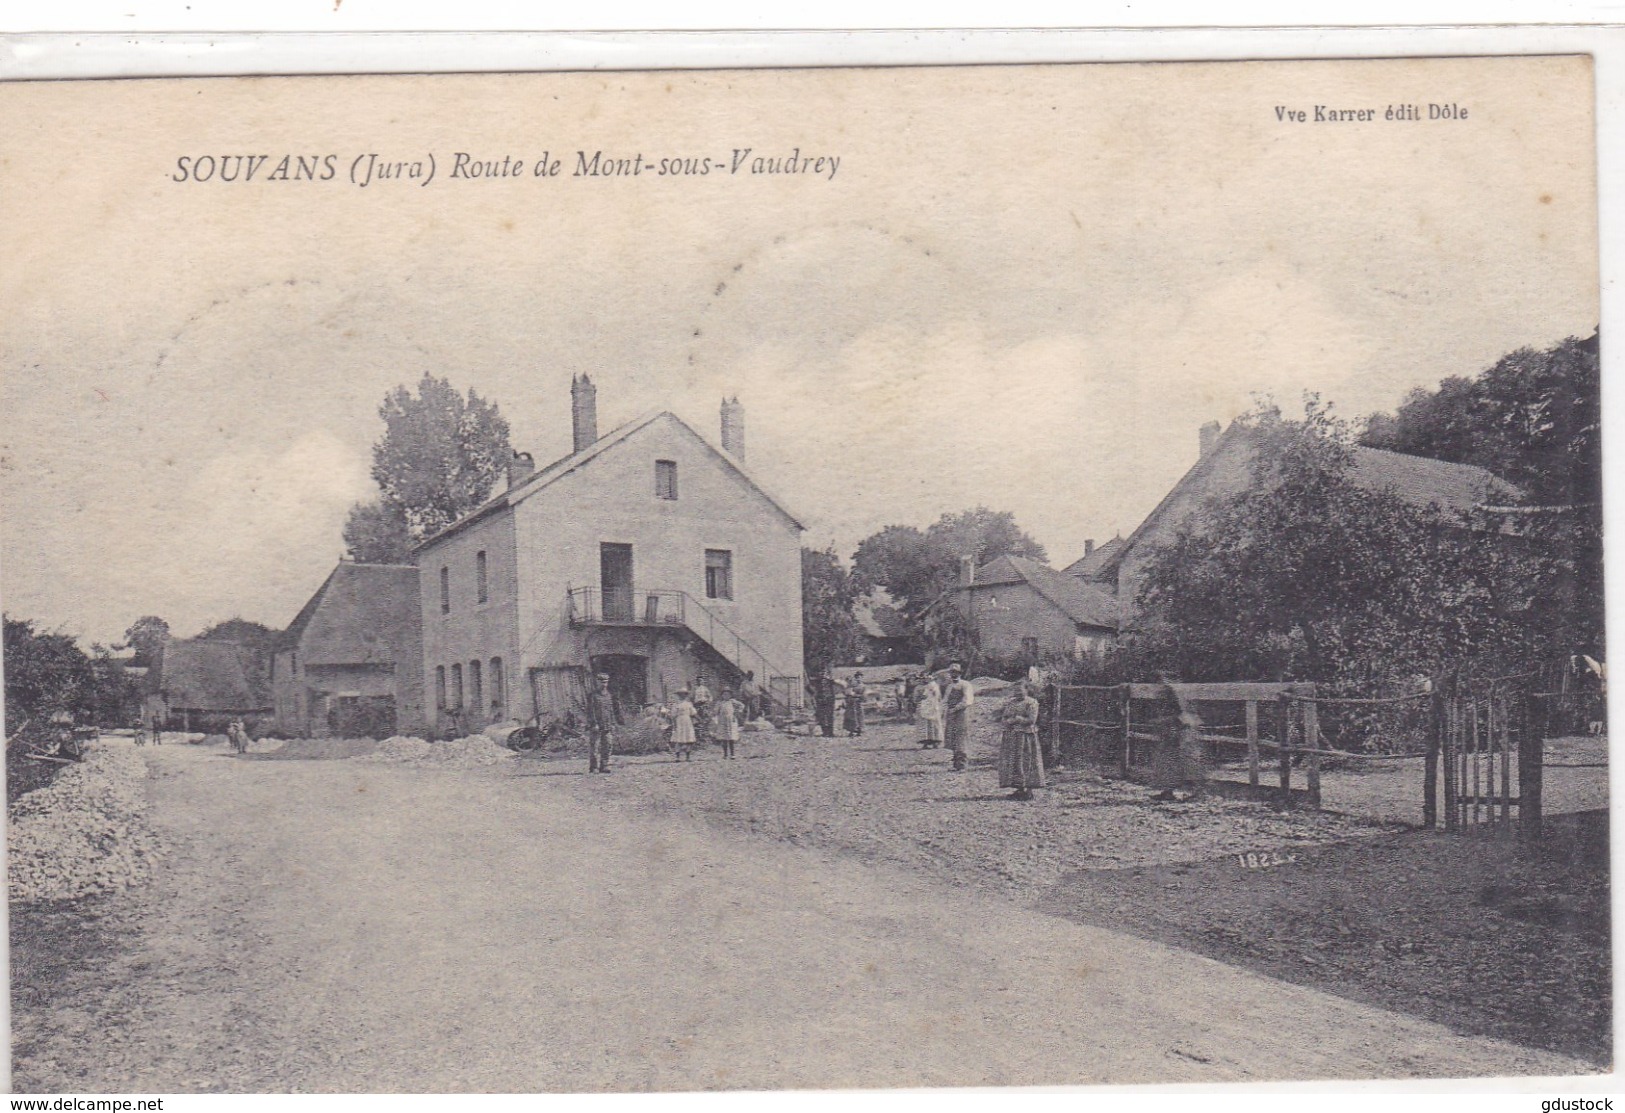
{"left": 0, "top": 57, "right": 1599, "bottom": 647}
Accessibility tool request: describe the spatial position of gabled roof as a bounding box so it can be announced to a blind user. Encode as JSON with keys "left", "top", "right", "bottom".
{"left": 1063, "top": 535, "right": 1125, "bottom": 580}
{"left": 151, "top": 638, "right": 271, "bottom": 712}
{"left": 278, "top": 562, "right": 420, "bottom": 666}
{"left": 971, "top": 555, "right": 1120, "bottom": 631}
{"left": 415, "top": 409, "right": 803, "bottom": 552}
{"left": 1094, "top": 421, "right": 1524, "bottom": 579}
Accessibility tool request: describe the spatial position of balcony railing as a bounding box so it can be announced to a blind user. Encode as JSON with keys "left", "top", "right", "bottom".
{"left": 567, "top": 587, "right": 688, "bottom": 627}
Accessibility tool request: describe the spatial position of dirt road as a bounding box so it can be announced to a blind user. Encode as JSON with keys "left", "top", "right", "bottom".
{"left": 11, "top": 741, "right": 1591, "bottom": 1091}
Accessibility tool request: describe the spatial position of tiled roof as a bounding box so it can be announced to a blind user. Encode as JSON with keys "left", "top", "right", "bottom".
{"left": 974, "top": 555, "right": 1119, "bottom": 631}
{"left": 416, "top": 410, "right": 803, "bottom": 551}
{"left": 278, "top": 563, "right": 420, "bottom": 667}
{"left": 151, "top": 638, "right": 271, "bottom": 712}
{"left": 1063, "top": 535, "right": 1125, "bottom": 579}
{"left": 1346, "top": 445, "right": 1519, "bottom": 517}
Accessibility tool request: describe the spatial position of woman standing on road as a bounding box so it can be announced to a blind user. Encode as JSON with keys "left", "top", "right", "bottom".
{"left": 997, "top": 681, "right": 1045, "bottom": 800}
{"left": 842, "top": 673, "right": 866, "bottom": 737}
{"left": 915, "top": 674, "right": 943, "bottom": 749}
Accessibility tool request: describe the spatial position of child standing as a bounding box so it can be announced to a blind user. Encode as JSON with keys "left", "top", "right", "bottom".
{"left": 668, "top": 688, "right": 698, "bottom": 761}
{"left": 712, "top": 688, "right": 744, "bottom": 759}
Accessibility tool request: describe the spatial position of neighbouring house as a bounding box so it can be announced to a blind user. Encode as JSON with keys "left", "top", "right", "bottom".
{"left": 145, "top": 637, "right": 272, "bottom": 732}
{"left": 1080, "top": 419, "right": 1524, "bottom": 629}
{"left": 413, "top": 376, "right": 805, "bottom": 737}
{"left": 852, "top": 587, "right": 920, "bottom": 665}
{"left": 271, "top": 562, "right": 426, "bottom": 739}
{"left": 950, "top": 554, "right": 1119, "bottom": 662}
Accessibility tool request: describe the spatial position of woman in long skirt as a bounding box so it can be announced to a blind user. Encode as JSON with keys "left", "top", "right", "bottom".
{"left": 915, "top": 676, "right": 943, "bottom": 748}
{"left": 997, "top": 681, "right": 1045, "bottom": 800}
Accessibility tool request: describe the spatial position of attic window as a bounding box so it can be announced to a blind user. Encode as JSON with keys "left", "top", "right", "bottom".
{"left": 656, "top": 459, "right": 678, "bottom": 500}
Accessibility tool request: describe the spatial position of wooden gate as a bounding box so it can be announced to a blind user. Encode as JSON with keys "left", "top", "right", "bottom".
{"left": 1431, "top": 672, "right": 1542, "bottom": 837}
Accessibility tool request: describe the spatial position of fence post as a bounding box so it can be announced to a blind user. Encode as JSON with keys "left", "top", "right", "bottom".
{"left": 1050, "top": 684, "right": 1061, "bottom": 766}
{"left": 1424, "top": 688, "right": 1441, "bottom": 828}
{"left": 1277, "top": 693, "right": 1292, "bottom": 806}
{"left": 1245, "top": 699, "right": 1260, "bottom": 788}
{"left": 1119, "top": 684, "right": 1132, "bottom": 778}
{"left": 1303, "top": 693, "right": 1321, "bottom": 808}
{"left": 1519, "top": 688, "right": 1545, "bottom": 844}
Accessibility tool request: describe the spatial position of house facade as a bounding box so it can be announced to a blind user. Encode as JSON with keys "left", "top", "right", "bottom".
{"left": 953, "top": 554, "right": 1118, "bottom": 662}
{"left": 271, "top": 562, "right": 426, "bottom": 738}
{"left": 415, "top": 378, "right": 805, "bottom": 736}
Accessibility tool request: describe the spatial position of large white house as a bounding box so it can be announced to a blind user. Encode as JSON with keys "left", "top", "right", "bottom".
{"left": 414, "top": 376, "right": 805, "bottom": 735}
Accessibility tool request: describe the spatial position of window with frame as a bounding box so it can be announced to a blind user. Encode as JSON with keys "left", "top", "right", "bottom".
{"left": 705, "top": 548, "right": 733, "bottom": 600}
{"left": 440, "top": 565, "right": 450, "bottom": 614}
{"left": 435, "top": 666, "right": 447, "bottom": 710}
{"left": 476, "top": 550, "right": 488, "bottom": 604}
{"left": 655, "top": 459, "right": 678, "bottom": 500}
{"left": 469, "top": 659, "right": 483, "bottom": 711}
{"left": 489, "top": 657, "right": 505, "bottom": 718}
{"left": 450, "top": 663, "right": 464, "bottom": 709}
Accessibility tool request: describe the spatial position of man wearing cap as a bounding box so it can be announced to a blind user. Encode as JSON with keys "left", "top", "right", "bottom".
{"left": 585, "top": 672, "right": 622, "bottom": 774}
{"left": 943, "top": 663, "right": 976, "bottom": 772}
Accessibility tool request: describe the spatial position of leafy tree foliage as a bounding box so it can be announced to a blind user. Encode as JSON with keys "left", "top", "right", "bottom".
{"left": 1129, "top": 400, "right": 1546, "bottom": 688}
{"left": 1362, "top": 331, "right": 1602, "bottom": 655}
{"left": 196, "top": 617, "right": 280, "bottom": 654}
{"left": 364, "top": 374, "right": 513, "bottom": 543}
{"left": 122, "top": 615, "right": 171, "bottom": 668}
{"left": 342, "top": 499, "right": 414, "bottom": 564}
{"left": 6, "top": 616, "right": 97, "bottom": 730}
{"left": 801, "top": 546, "right": 864, "bottom": 674}
{"left": 852, "top": 507, "right": 1047, "bottom": 616}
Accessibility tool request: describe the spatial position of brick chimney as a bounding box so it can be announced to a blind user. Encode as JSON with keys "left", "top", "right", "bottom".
{"left": 507, "top": 449, "right": 534, "bottom": 489}
{"left": 1084, "top": 538, "right": 1095, "bottom": 556}
{"left": 960, "top": 555, "right": 976, "bottom": 588}
{"left": 720, "top": 396, "right": 745, "bottom": 461}
{"left": 1199, "top": 420, "right": 1222, "bottom": 458}
{"left": 571, "top": 374, "right": 598, "bottom": 454}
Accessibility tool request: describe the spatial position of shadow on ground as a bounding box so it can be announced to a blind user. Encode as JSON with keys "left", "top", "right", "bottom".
{"left": 1035, "top": 809, "right": 1612, "bottom": 1066}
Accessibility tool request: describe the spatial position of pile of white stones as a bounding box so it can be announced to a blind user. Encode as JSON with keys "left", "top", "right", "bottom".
{"left": 354, "top": 734, "right": 514, "bottom": 769}
{"left": 8, "top": 740, "right": 159, "bottom": 904}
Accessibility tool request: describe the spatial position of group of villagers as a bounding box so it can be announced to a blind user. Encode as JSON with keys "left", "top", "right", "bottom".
{"left": 582, "top": 662, "right": 1047, "bottom": 802}
{"left": 909, "top": 664, "right": 1046, "bottom": 800}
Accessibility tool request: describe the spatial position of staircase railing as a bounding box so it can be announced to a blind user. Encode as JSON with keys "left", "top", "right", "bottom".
{"left": 567, "top": 587, "right": 803, "bottom": 712}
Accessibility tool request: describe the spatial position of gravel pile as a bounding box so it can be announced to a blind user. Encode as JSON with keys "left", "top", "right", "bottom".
{"left": 9, "top": 740, "right": 159, "bottom": 903}
{"left": 354, "top": 735, "right": 434, "bottom": 763}
{"left": 356, "top": 734, "right": 514, "bottom": 769}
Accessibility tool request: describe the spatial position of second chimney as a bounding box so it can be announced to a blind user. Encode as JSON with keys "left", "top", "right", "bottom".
{"left": 721, "top": 396, "right": 745, "bottom": 461}
{"left": 507, "top": 449, "right": 535, "bottom": 489}
{"left": 1199, "top": 419, "right": 1222, "bottom": 458}
{"left": 571, "top": 374, "right": 599, "bottom": 454}
{"left": 960, "top": 555, "right": 976, "bottom": 589}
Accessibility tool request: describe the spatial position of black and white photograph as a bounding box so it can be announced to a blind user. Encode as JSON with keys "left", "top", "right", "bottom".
{"left": 0, "top": 50, "right": 1610, "bottom": 1092}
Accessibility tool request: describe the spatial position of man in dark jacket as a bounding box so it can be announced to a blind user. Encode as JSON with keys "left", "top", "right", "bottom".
{"left": 585, "top": 672, "right": 622, "bottom": 774}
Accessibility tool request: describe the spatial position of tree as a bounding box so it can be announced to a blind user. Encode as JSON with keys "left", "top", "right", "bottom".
{"left": 369, "top": 374, "right": 513, "bottom": 541}
{"left": 122, "top": 615, "right": 171, "bottom": 668}
{"left": 343, "top": 499, "right": 414, "bottom": 564}
{"left": 5, "top": 616, "right": 97, "bottom": 730}
{"left": 1130, "top": 399, "right": 1544, "bottom": 688}
{"left": 852, "top": 507, "right": 1048, "bottom": 616}
{"left": 1362, "top": 331, "right": 1602, "bottom": 655}
{"left": 196, "top": 617, "right": 279, "bottom": 654}
{"left": 801, "top": 546, "right": 864, "bottom": 674}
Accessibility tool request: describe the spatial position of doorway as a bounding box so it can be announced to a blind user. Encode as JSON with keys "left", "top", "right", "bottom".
{"left": 600, "top": 542, "right": 634, "bottom": 621}
{"left": 591, "top": 654, "right": 649, "bottom": 715}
